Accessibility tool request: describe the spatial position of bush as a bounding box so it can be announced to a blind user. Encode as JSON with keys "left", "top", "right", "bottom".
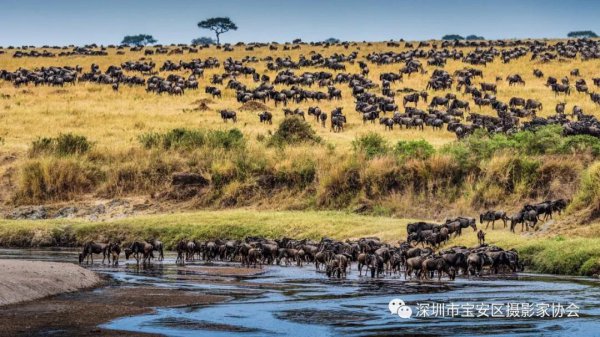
{"left": 443, "top": 125, "right": 581, "bottom": 163}
{"left": 394, "top": 140, "right": 435, "bottom": 160}
{"left": 352, "top": 133, "right": 389, "bottom": 159}
{"left": 268, "top": 118, "right": 321, "bottom": 146}
{"left": 138, "top": 128, "right": 244, "bottom": 150}
{"left": 558, "top": 135, "right": 600, "bottom": 156}
{"left": 30, "top": 134, "right": 92, "bottom": 157}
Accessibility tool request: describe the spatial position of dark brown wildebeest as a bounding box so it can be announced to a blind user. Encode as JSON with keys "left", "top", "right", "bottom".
{"left": 325, "top": 254, "right": 349, "bottom": 278}
{"left": 421, "top": 256, "right": 455, "bottom": 281}
{"left": 78, "top": 241, "right": 109, "bottom": 265}
{"left": 480, "top": 82, "right": 497, "bottom": 93}
{"left": 477, "top": 230, "right": 485, "bottom": 245}
{"left": 108, "top": 242, "right": 121, "bottom": 266}
{"left": 258, "top": 111, "right": 272, "bottom": 124}
{"left": 175, "top": 240, "right": 187, "bottom": 265}
{"left": 220, "top": 109, "right": 237, "bottom": 122}
{"left": 550, "top": 83, "right": 570, "bottom": 96}
{"left": 480, "top": 210, "right": 508, "bottom": 229}
{"left": 403, "top": 93, "right": 419, "bottom": 107}
{"left": 125, "top": 241, "right": 154, "bottom": 265}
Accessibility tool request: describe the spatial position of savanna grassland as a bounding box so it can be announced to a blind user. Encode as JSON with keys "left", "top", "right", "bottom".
{"left": 1, "top": 40, "right": 600, "bottom": 275}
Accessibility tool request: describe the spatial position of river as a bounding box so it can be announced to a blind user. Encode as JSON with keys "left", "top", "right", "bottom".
{"left": 1, "top": 248, "right": 599, "bottom": 337}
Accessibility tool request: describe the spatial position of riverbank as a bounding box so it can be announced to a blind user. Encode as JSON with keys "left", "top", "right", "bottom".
{"left": 0, "top": 209, "right": 599, "bottom": 276}
{"left": 0, "top": 259, "right": 101, "bottom": 306}
{"left": 0, "top": 284, "right": 228, "bottom": 337}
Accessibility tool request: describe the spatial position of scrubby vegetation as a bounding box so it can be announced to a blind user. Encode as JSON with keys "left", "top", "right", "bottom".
{"left": 9, "top": 125, "right": 599, "bottom": 225}
{"left": 30, "top": 134, "right": 92, "bottom": 157}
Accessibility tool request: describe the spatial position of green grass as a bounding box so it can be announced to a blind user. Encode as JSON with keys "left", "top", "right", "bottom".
{"left": 0, "top": 209, "right": 415, "bottom": 249}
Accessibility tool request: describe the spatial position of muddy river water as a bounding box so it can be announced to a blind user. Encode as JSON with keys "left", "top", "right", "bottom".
{"left": 1, "top": 248, "right": 599, "bottom": 337}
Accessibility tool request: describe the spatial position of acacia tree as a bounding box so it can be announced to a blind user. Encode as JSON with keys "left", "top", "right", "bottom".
{"left": 197, "top": 17, "right": 238, "bottom": 45}
{"left": 567, "top": 30, "right": 598, "bottom": 38}
{"left": 442, "top": 34, "right": 464, "bottom": 40}
{"left": 121, "top": 34, "right": 157, "bottom": 46}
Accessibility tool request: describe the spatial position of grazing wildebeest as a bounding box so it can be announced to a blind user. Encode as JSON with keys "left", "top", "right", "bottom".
{"left": 220, "top": 109, "right": 237, "bottom": 122}
{"left": 480, "top": 210, "right": 508, "bottom": 229}
{"left": 421, "top": 256, "right": 455, "bottom": 281}
{"left": 125, "top": 241, "right": 154, "bottom": 265}
{"left": 78, "top": 241, "right": 109, "bottom": 265}
{"left": 258, "top": 111, "right": 272, "bottom": 124}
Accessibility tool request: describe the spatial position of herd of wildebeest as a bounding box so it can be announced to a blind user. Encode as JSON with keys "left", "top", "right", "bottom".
{"left": 1, "top": 38, "right": 600, "bottom": 137}
{"left": 77, "top": 198, "right": 566, "bottom": 280}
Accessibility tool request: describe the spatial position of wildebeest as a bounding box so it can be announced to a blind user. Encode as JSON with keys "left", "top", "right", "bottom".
{"left": 78, "top": 241, "right": 109, "bottom": 264}
{"left": 125, "top": 241, "right": 154, "bottom": 265}
{"left": 480, "top": 210, "right": 508, "bottom": 229}
{"left": 258, "top": 111, "right": 272, "bottom": 124}
{"left": 220, "top": 109, "right": 237, "bottom": 122}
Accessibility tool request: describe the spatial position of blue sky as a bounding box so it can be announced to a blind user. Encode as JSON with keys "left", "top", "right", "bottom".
{"left": 1, "top": 0, "right": 598, "bottom": 46}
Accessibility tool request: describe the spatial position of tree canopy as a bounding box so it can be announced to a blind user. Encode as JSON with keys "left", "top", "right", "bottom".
{"left": 197, "top": 17, "right": 238, "bottom": 45}
{"left": 466, "top": 35, "right": 485, "bottom": 40}
{"left": 442, "top": 34, "right": 465, "bottom": 40}
{"left": 191, "top": 36, "right": 216, "bottom": 45}
{"left": 121, "top": 34, "right": 157, "bottom": 46}
{"left": 567, "top": 30, "right": 598, "bottom": 38}
{"left": 324, "top": 37, "right": 341, "bottom": 44}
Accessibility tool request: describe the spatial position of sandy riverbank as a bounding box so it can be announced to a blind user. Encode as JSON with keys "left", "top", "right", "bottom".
{"left": 0, "top": 259, "right": 102, "bottom": 306}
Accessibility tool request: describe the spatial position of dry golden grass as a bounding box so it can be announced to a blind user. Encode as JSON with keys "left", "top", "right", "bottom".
{"left": 0, "top": 40, "right": 597, "bottom": 156}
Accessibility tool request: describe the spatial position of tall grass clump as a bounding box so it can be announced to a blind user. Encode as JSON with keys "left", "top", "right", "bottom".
{"left": 569, "top": 161, "right": 600, "bottom": 220}
{"left": 30, "top": 134, "right": 92, "bottom": 157}
{"left": 16, "top": 158, "right": 103, "bottom": 203}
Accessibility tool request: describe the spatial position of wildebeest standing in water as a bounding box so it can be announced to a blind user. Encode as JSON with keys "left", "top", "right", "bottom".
{"left": 78, "top": 241, "right": 109, "bottom": 264}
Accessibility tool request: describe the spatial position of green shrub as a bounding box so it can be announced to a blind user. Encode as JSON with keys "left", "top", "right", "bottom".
{"left": 162, "top": 128, "right": 206, "bottom": 149}
{"left": 30, "top": 134, "right": 92, "bottom": 156}
{"left": 558, "top": 135, "right": 600, "bottom": 156}
{"left": 394, "top": 139, "right": 435, "bottom": 160}
{"left": 268, "top": 117, "right": 321, "bottom": 146}
{"left": 352, "top": 133, "right": 389, "bottom": 159}
{"left": 138, "top": 128, "right": 244, "bottom": 150}
{"left": 207, "top": 129, "right": 244, "bottom": 149}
